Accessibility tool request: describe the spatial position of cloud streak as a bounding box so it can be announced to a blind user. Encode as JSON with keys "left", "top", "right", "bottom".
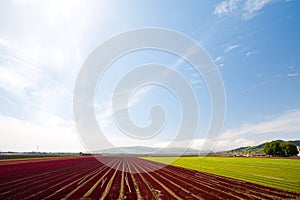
{"left": 0, "top": 115, "right": 83, "bottom": 152}
{"left": 222, "top": 109, "right": 300, "bottom": 139}
{"left": 212, "top": 109, "right": 300, "bottom": 150}
{"left": 214, "top": 0, "right": 274, "bottom": 20}
{"left": 214, "top": 0, "right": 240, "bottom": 16}
{"left": 243, "top": 0, "right": 272, "bottom": 19}
{"left": 224, "top": 44, "right": 239, "bottom": 53}
{"left": 287, "top": 73, "right": 298, "bottom": 77}
{"left": 0, "top": 37, "right": 41, "bottom": 96}
{"left": 246, "top": 51, "right": 256, "bottom": 56}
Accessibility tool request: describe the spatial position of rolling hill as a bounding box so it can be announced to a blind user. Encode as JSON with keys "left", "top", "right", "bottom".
{"left": 97, "top": 146, "right": 201, "bottom": 155}
{"left": 222, "top": 140, "right": 300, "bottom": 155}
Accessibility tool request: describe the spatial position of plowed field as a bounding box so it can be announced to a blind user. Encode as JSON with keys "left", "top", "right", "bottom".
{"left": 0, "top": 156, "right": 299, "bottom": 199}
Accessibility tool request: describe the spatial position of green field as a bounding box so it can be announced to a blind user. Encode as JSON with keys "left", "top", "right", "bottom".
{"left": 143, "top": 157, "right": 300, "bottom": 193}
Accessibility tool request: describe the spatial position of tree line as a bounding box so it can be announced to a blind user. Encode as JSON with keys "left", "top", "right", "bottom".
{"left": 263, "top": 141, "right": 298, "bottom": 157}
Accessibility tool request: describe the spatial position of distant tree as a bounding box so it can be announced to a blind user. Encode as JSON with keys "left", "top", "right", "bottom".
{"left": 271, "top": 141, "right": 283, "bottom": 156}
{"left": 264, "top": 141, "right": 298, "bottom": 157}
{"left": 280, "top": 142, "right": 298, "bottom": 156}
{"left": 263, "top": 142, "right": 273, "bottom": 156}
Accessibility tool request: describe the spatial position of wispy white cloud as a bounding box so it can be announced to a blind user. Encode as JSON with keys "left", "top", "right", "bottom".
{"left": 0, "top": 38, "right": 12, "bottom": 47}
{"left": 224, "top": 44, "right": 239, "bottom": 53}
{"left": 246, "top": 51, "right": 256, "bottom": 56}
{"left": 214, "top": 0, "right": 274, "bottom": 20}
{"left": 0, "top": 36, "right": 75, "bottom": 122}
{"left": 212, "top": 109, "right": 300, "bottom": 150}
{"left": 287, "top": 73, "right": 298, "bottom": 77}
{"left": 216, "top": 138, "right": 258, "bottom": 151}
{"left": 153, "top": 137, "right": 256, "bottom": 152}
{"left": 0, "top": 37, "right": 41, "bottom": 96}
{"left": 215, "top": 56, "right": 223, "bottom": 62}
{"left": 214, "top": 0, "right": 240, "bottom": 16}
{"left": 190, "top": 78, "right": 202, "bottom": 84}
{"left": 243, "top": 0, "right": 272, "bottom": 19}
{"left": 221, "top": 109, "right": 300, "bottom": 140}
{"left": 0, "top": 115, "right": 83, "bottom": 152}
{"left": 241, "top": 76, "right": 283, "bottom": 93}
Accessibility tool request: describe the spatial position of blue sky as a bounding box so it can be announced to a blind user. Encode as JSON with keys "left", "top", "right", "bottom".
{"left": 0, "top": 0, "right": 299, "bottom": 152}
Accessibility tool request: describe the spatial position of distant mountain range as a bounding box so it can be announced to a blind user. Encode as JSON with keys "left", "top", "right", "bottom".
{"left": 98, "top": 140, "right": 300, "bottom": 156}
{"left": 98, "top": 146, "right": 202, "bottom": 155}
{"left": 221, "top": 140, "right": 300, "bottom": 155}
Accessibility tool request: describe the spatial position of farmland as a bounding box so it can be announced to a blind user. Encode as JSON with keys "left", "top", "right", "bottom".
{"left": 144, "top": 156, "right": 300, "bottom": 193}
{"left": 0, "top": 156, "right": 299, "bottom": 199}
{"left": 0, "top": 153, "right": 72, "bottom": 161}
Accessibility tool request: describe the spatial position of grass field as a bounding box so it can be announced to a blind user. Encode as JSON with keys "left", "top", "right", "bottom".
{"left": 143, "top": 157, "right": 300, "bottom": 193}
